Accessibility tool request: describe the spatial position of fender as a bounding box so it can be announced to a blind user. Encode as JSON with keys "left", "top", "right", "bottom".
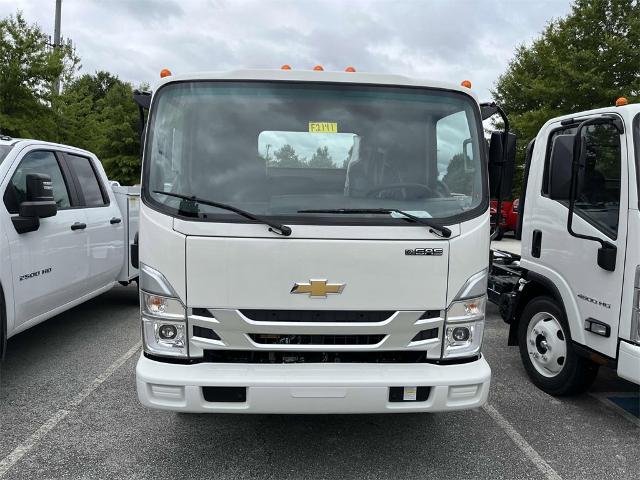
{"left": 506, "top": 270, "right": 567, "bottom": 346}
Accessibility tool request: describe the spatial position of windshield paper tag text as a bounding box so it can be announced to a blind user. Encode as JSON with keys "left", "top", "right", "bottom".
{"left": 309, "top": 122, "right": 338, "bottom": 133}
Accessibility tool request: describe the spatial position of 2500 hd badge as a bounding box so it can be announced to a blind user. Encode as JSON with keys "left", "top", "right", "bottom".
{"left": 19, "top": 267, "right": 52, "bottom": 282}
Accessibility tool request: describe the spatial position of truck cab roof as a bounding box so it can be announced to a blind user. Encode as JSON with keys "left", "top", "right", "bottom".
{"left": 153, "top": 68, "right": 480, "bottom": 102}
{"left": 541, "top": 102, "right": 640, "bottom": 129}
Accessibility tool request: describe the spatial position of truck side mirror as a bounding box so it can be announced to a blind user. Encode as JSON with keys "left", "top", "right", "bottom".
{"left": 488, "top": 131, "right": 516, "bottom": 198}
{"left": 548, "top": 134, "right": 574, "bottom": 200}
{"left": 12, "top": 173, "right": 58, "bottom": 234}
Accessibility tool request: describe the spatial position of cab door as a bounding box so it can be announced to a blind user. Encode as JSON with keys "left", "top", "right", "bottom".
{"left": 526, "top": 118, "right": 627, "bottom": 358}
{"left": 62, "top": 153, "right": 124, "bottom": 292}
{"left": 1, "top": 149, "right": 90, "bottom": 328}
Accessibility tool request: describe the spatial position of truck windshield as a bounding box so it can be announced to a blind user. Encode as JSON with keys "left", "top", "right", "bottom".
{"left": 144, "top": 81, "right": 485, "bottom": 225}
{"left": 0, "top": 145, "right": 12, "bottom": 164}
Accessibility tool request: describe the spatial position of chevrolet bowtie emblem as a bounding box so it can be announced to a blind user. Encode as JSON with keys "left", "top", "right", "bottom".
{"left": 290, "top": 279, "right": 346, "bottom": 298}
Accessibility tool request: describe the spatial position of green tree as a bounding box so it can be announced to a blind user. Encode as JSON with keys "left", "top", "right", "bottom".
{"left": 492, "top": 0, "right": 640, "bottom": 196}
{"left": 272, "top": 144, "right": 305, "bottom": 167}
{"left": 59, "top": 72, "right": 142, "bottom": 184}
{"left": 308, "top": 145, "right": 334, "bottom": 168}
{"left": 0, "top": 12, "right": 79, "bottom": 139}
{"left": 443, "top": 153, "right": 474, "bottom": 193}
{"left": 342, "top": 145, "right": 353, "bottom": 168}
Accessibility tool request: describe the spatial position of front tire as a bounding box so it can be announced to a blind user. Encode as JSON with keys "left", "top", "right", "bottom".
{"left": 518, "top": 296, "right": 598, "bottom": 396}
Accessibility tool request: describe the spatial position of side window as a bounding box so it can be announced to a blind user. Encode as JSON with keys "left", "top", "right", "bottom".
{"left": 3, "top": 151, "right": 71, "bottom": 214}
{"left": 66, "top": 154, "right": 107, "bottom": 207}
{"left": 574, "top": 123, "right": 621, "bottom": 236}
{"left": 437, "top": 109, "right": 478, "bottom": 199}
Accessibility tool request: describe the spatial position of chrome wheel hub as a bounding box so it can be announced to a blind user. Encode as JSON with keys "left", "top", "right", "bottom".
{"left": 526, "top": 311, "right": 567, "bottom": 378}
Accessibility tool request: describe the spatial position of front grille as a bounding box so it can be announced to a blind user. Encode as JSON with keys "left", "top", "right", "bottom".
{"left": 202, "top": 349, "right": 429, "bottom": 363}
{"left": 248, "top": 333, "right": 385, "bottom": 345}
{"left": 241, "top": 310, "right": 394, "bottom": 323}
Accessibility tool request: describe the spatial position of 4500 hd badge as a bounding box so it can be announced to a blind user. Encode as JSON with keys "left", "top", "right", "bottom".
{"left": 405, "top": 248, "right": 444, "bottom": 256}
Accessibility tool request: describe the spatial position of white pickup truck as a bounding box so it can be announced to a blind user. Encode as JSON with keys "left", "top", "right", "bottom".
{"left": 0, "top": 136, "right": 139, "bottom": 358}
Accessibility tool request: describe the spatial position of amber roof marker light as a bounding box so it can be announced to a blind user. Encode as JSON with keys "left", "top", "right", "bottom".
{"left": 281, "top": 64, "right": 292, "bottom": 70}
{"left": 461, "top": 80, "right": 472, "bottom": 89}
{"left": 313, "top": 65, "right": 324, "bottom": 71}
{"left": 345, "top": 66, "right": 356, "bottom": 72}
{"left": 160, "top": 68, "right": 172, "bottom": 78}
{"left": 616, "top": 97, "right": 629, "bottom": 107}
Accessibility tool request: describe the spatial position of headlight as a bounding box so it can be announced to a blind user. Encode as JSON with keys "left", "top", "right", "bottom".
{"left": 443, "top": 268, "right": 488, "bottom": 359}
{"left": 140, "top": 264, "right": 188, "bottom": 358}
{"left": 443, "top": 296, "right": 485, "bottom": 359}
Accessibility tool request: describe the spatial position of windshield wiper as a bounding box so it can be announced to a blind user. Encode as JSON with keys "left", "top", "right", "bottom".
{"left": 154, "top": 191, "right": 292, "bottom": 236}
{"left": 297, "top": 208, "right": 451, "bottom": 238}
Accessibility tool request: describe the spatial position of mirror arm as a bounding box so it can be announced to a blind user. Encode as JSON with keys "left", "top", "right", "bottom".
{"left": 133, "top": 90, "right": 151, "bottom": 155}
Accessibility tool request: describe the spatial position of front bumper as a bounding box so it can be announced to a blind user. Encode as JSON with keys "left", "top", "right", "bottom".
{"left": 617, "top": 340, "right": 640, "bottom": 385}
{"left": 136, "top": 354, "right": 491, "bottom": 413}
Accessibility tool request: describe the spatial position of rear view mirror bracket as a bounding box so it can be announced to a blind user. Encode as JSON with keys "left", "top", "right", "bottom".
{"left": 133, "top": 90, "right": 152, "bottom": 150}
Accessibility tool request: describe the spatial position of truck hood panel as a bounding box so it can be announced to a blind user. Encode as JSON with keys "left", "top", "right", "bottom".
{"left": 185, "top": 237, "right": 449, "bottom": 310}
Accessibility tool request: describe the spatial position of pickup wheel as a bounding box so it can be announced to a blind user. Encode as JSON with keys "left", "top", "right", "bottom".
{"left": 518, "top": 296, "right": 598, "bottom": 396}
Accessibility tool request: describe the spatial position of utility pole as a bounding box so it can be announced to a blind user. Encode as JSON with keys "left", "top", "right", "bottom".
{"left": 53, "top": 0, "right": 62, "bottom": 95}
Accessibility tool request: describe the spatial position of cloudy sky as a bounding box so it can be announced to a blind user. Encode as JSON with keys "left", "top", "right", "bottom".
{"left": 3, "top": 0, "right": 573, "bottom": 99}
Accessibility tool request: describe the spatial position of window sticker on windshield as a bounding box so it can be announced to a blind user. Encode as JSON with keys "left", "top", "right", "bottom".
{"left": 309, "top": 122, "right": 338, "bottom": 133}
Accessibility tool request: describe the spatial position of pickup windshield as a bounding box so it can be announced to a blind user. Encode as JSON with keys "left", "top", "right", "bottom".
{"left": 144, "top": 81, "right": 485, "bottom": 225}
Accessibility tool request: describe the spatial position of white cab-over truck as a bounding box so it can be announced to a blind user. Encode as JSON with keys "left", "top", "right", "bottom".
{"left": 134, "top": 69, "right": 516, "bottom": 413}
{"left": 488, "top": 100, "right": 640, "bottom": 394}
{"left": 0, "top": 137, "right": 139, "bottom": 358}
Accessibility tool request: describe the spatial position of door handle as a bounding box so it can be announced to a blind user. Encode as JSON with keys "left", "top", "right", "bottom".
{"left": 70, "top": 222, "right": 87, "bottom": 231}
{"left": 532, "top": 229, "right": 542, "bottom": 258}
{"left": 110, "top": 217, "right": 122, "bottom": 224}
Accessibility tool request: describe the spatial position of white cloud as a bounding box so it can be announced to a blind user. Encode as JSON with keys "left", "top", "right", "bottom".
{"left": 4, "top": 0, "right": 573, "bottom": 98}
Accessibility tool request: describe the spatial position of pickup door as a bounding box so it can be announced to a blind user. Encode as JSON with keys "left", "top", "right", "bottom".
{"left": 2, "top": 149, "right": 90, "bottom": 329}
{"left": 62, "top": 153, "right": 124, "bottom": 292}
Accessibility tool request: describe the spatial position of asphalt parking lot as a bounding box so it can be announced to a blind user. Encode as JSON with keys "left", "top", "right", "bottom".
{"left": 1, "top": 282, "right": 638, "bottom": 479}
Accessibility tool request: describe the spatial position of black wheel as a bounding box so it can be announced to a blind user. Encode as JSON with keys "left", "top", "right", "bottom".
{"left": 518, "top": 296, "right": 598, "bottom": 396}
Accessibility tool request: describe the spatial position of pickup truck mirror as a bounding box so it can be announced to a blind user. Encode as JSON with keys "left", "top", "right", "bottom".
{"left": 548, "top": 134, "right": 575, "bottom": 200}
{"left": 12, "top": 174, "right": 58, "bottom": 234}
{"left": 488, "top": 131, "right": 516, "bottom": 198}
